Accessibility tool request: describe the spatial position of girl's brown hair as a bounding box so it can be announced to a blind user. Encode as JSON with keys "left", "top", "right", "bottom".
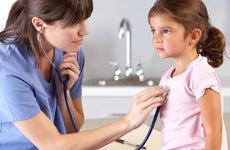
{"left": 0, "top": 0, "right": 93, "bottom": 65}
{"left": 148, "top": 0, "right": 225, "bottom": 68}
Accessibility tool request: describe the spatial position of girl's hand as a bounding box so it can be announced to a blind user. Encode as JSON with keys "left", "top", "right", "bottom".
{"left": 124, "top": 86, "right": 168, "bottom": 130}
{"left": 58, "top": 52, "right": 80, "bottom": 90}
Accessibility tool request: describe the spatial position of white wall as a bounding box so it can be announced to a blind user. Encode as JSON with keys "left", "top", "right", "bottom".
{"left": 1, "top": 0, "right": 230, "bottom": 81}
{"left": 0, "top": 0, "right": 16, "bottom": 31}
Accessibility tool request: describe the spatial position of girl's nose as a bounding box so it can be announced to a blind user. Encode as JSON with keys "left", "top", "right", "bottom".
{"left": 153, "top": 33, "right": 163, "bottom": 43}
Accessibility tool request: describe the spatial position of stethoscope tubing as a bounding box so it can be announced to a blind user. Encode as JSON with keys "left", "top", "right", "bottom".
{"left": 38, "top": 31, "right": 78, "bottom": 132}
{"left": 135, "top": 106, "right": 161, "bottom": 150}
{"left": 55, "top": 67, "right": 79, "bottom": 132}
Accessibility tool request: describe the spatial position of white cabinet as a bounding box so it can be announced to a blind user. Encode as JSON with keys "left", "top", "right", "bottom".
{"left": 224, "top": 96, "right": 230, "bottom": 113}
{"left": 82, "top": 96, "right": 132, "bottom": 119}
{"left": 82, "top": 86, "right": 147, "bottom": 119}
{"left": 222, "top": 88, "right": 230, "bottom": 113}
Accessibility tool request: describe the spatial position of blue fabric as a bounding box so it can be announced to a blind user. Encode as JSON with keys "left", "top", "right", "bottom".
{"left": 0, "top": 42, "right": 84, "bottom": 149}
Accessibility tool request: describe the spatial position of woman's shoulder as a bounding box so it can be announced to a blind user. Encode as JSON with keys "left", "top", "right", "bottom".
{"left": 1, "top": 42, "right": 33, "bottom": 64}
{"left": 0, "top": 41, "right": 31, "bottom": 58}
{"left": 0, "top": 42, "right": 36, "bottom": 80}
{"left": 0, "top": 42, "right": 16, "bottom": 59}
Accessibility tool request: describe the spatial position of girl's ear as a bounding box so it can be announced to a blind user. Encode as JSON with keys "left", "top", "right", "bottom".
{"left": 189, "top": 28, "right": 202, "bottom": 46}
{"left": 31, "top": 17, "right": 45, "bottom": 32}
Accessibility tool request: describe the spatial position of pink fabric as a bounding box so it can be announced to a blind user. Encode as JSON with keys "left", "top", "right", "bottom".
{"left": 159, "top": 55, "right": 228, "bottom": 150}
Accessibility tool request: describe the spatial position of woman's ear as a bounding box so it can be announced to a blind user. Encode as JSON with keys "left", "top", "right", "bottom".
{"left": 32, "top": 17, "right": 45, "bottom": 32}
{"left": 189, "top": 28, "right": 202, "bottom": 46}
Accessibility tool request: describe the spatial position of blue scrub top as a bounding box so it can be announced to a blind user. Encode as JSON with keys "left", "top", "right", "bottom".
{"left": 0, "top": 42, "right": 84, "bottom": 149}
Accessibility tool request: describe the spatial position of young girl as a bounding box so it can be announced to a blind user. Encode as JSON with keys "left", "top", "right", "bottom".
{"left": 0, "top": 0, "right": 167, "bottom": 149}
{"left": 148, "top": 0, "right": 228, "bottom": 149}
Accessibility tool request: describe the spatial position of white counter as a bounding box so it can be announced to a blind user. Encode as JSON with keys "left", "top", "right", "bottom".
{"left": 82, "top": 86, "right": 146, "bottom": 97}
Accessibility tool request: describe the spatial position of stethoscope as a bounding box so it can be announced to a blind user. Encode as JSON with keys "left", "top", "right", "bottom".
{"left": 38, "top": 32, "right": 79, "bottom": 132}
{"left": 38, "top": 29, "right": 168, "bottom": 149}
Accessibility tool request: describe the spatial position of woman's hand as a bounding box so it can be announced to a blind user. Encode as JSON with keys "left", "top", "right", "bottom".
{"left": 58, "top": 52, "right": 80, "bottom": 90}
{"left": 124, "top": 86, "right": 168, "bottom": 130}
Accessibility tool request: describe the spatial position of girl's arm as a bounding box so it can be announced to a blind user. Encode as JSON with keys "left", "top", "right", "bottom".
{"left": 13, "top": 86, "right": 166, "bottom": 150}
{"left": 199, "top": 88, "right": 222, "bottom": 150}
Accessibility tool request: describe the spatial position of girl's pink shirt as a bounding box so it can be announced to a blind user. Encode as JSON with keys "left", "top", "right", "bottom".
{"left": 159, "top": 55, "right": 228, "bottom": 150}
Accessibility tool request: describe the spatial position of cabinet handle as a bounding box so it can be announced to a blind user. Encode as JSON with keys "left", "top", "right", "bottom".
{"left": 108, "top": 113, "right": 126, "bottom": 117}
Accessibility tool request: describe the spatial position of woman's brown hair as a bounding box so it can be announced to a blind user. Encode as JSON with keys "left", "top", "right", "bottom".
{"left": 0, "top": 0, "right": 93, "bottom": 65}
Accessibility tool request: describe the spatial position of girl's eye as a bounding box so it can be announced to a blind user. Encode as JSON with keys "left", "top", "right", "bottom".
{"left": 163, "top": 29, "right": 171, "bottom": 34}
{"left": 151, "top": 29, "right": 157, "bottom": 34}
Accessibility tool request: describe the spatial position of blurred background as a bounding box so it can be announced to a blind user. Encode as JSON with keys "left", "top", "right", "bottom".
{"left": 1, "top": 0, "right": 229, "bottom": 81}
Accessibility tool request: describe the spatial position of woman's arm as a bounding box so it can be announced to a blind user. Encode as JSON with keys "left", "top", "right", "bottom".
{"left": 14, "top": 86, "right": 166, "bottom": 150}
{"left": 14, "top": 112, "right": 129, "bottom": 150}
{"left": 199, "top": 88, "right": 222, "bottom": 150}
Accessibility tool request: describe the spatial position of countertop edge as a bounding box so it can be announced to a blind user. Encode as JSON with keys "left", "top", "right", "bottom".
{"left": 83, "top": 86, "right": 230, "bottom": 97}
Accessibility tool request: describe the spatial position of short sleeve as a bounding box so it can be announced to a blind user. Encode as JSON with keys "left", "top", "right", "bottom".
{"left": 0, "top": 75, "right": 41, "bottom": 122}
{"left": 190, "top": 66, "right": 221, "bottom": 101}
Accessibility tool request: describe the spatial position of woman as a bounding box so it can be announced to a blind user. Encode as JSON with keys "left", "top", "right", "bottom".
{"left": 0, "top": 0, "right": 167, "bottom": 149}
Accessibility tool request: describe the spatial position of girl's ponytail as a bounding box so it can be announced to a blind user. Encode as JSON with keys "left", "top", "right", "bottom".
{"left": 199, "top": 26, "right": 226, "bottom": 68}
